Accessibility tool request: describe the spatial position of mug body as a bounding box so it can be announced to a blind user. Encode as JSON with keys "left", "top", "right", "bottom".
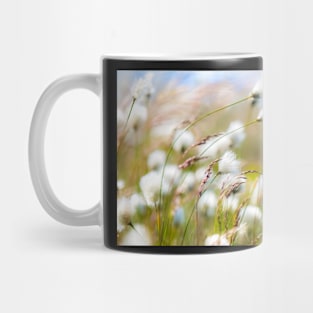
{"left": 102, "top": 54, "right": 263, "bottom": 253}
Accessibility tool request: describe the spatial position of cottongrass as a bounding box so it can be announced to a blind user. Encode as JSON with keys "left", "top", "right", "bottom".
{"left": 204, "top": 234, "right": 230, "bottom": 246}
{"left": 197, "top": 134, "right": 231, "bottom": 158}
{"left": 227, "top": 120, "right": 246, "bottom": 147}
{"left": 240, "top": 205, "right": 262, "bottom": 224}
{"left": 130, "top": 193, "right": 146, "bottom": 215}
{"left": 119, "top": 224, "right": 152, "bottom": 246}
{"left": 139, "top": 171, "right": 170, "bottom": 206}
{"left": 117, "top": 179, "right": 125, "bottom": 191}
{"left": 250, "top": 80, "right": 262, "bottom": 107}
{"left": 147, "top": 150, "right": 166, "bottom": 170}
{"left": 218, "top": 173, "right": 247, "bottom": 197}
{"left": 197, "top": 190, "right": 217, "bottom": 217}
{"left": 127, "top": 103, "right": 148, "bottom": 131}
{"left": 162, "top": 164, "right": 182, "bottom": 185}
{"left": 251, "top": 176, "right": 263, "bottom": 206}
{"left": 117, "top": 197, "right": 135, "bottom": 232}
{"left": 222, "top": 193, "right": 240, "bottom": 212}
{"left": 218, "top": 151, "right": 241, "bottom": 174}
{"left": 131, "top": 72, "right": 154, "bottom": 102}
{"left": 173, "top": 129, "right": 195, "bottom": 153}
{"left": 117, "top": 72, "right": 263, "bottom": 246}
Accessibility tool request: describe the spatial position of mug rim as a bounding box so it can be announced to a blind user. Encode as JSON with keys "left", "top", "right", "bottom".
{"left": 101, "top": 52, "right": 261, "bottom": 61}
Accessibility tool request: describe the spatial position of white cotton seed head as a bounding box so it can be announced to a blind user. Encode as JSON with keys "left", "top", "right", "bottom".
{"left": 240, "top": 205, "right": 262, "bottom": 225}
{"left": 215, "top": 136, "right": 232, "bottom": 155}
{"left": 222, "top": 193, "right": 240, "bottom": 212}
{"left": 128, "top": 104, "right": 148, "bottom": 130}
{"left": 139, "top": 171, "right": 170, "bottom": 206}
{"left": 132, "top": 73, "right": 154, "bottom": 101}
{"left": 173, "top": 130, "right": 194, "bottom": 153}
{"left": 227, "top": 120, "right": 246, "bottom": 148}
{"left": 139, "top": 172, "right": 160, "bottom": 206}
{"left": 235, "top": 205, "right": 262, "bottom": 245}
{"left": 204, "top": 234, "right": 230, "bottom": 246}
{"left": 251, "top": 176, "right": 263, "bottom": 206}
{"left": 147, "top": 150, "right": 166, "bottom": 170}
{"left": 219, "top": 151, "right": 241, "bottom": 174}
{"left": 117, "top": 179, "right": 125, "bottom": 190}
{"left": 130, "top": 193, "right": 146, "bottom": 215}
{"left": 117, "top": 219, "right": 124, "bottom": 233}
{"left": 252, "top": 81, "right": 262, "bottom": 97}
{"left": 250, "top": 81, "right": 262, "bottom": 107}
{"left": 151, "top": 123, "right": 175, "bottom": 138}
{"left": 119, "top": 224, "right": 152, "bottom": 246}
{"left": 197, "top": 190, "right": 217, "bottom": 216}
{"left": 117, "top": 197, "right": 135, "bottom": 232}
{"left": 218, "top": 173, "right": 246, "bottom": 194}
{"left": 197, "top": 139, "right": 218, "bottom": 158}
{"left": 162, "top": 164, "right": 181, "bottom": 186}
{"left": 124, "top": 128, "right": 144, "bottom": 146}
{"left": 197, "top": 135, "right": 232, "bottom": 158}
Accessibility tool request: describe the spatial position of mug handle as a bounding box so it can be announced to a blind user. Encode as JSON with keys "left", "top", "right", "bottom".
{"left": 29, "top": 74, "right": 102, "bottom": 226}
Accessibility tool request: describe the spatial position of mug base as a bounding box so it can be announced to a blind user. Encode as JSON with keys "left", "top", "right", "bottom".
{"left": 105, "top": 244, "right": 259, "bottom": 254}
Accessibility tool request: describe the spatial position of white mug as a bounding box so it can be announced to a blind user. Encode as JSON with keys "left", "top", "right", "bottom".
{"left": 29, "top": 53, "right": 263, "bottom": 253}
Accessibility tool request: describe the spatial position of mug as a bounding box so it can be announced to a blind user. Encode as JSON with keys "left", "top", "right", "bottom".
{"left": 29, "top": 53, "right": 263, "bottom": 253}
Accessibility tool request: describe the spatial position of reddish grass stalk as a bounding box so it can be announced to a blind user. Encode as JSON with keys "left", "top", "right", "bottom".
{"left": 183, "top": 132, "right": 223, "bottom": 155}
{"left": 198, "top": 158, "right": 220, "bottom": 196}
{"left": 178, "top": 155, "right": 208, "bottom": 169}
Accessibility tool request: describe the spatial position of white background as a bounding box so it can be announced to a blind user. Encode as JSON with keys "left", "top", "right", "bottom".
{"left": 1, "top": 0, "right": 313, "bottom": 312}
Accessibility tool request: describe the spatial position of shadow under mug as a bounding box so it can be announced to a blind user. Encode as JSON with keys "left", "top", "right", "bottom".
{"left": 29, "top": 53, "right": 263, "bottom": 253}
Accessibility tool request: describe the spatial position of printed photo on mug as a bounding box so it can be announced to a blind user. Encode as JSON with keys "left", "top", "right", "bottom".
{"left": 116, "top": 69, "right": 263, "bottom": 247}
